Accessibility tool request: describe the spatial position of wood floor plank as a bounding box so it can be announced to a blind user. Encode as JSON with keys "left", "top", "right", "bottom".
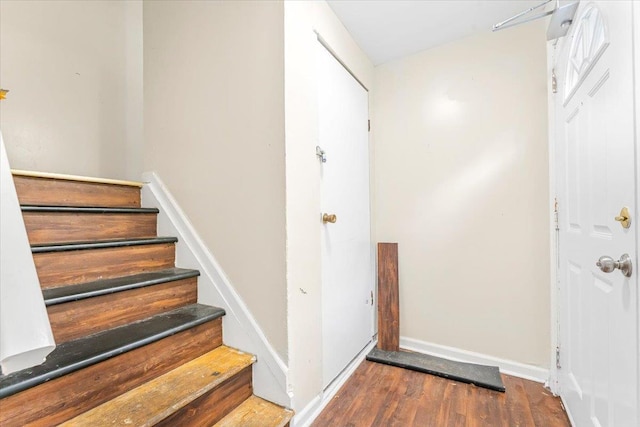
{"left": 410, "top": 367, "right": 448, "bottom": 427}
{"left": 319, "top": 359, "right": 369, "bottom": 419}
{"left": 383, "top": 368, "right": 420, "bottom": 426}
{"left": 377, "top": 243, "right": 399, "bottom": 351}
{"left": 522, "top": 378, "right": 571, "bottom": 427}
{"left": 465, "top": 384, "right": 507, "bottom": 427}
{"left": 501, "top": 375, "right": 537, "bottom": 427}
{"left": 311, "top": 360, "right": 570, "bottom": 427}
{"left": 436, "top": 382, "right": 469, "bottom": 427}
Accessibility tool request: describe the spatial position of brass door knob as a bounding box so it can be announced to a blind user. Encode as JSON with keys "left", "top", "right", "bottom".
{"left": 322, "top": 213, "right": 337, "bottom": 224}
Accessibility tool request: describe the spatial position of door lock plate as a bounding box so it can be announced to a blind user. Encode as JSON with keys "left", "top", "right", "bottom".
{"left": 614, "top": 207, "right": 631, "bottom": 229}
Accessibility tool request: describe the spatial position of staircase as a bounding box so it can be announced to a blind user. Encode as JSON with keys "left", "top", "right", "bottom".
{"left": 0, "top": 171, "right": 293, "bottom": 427}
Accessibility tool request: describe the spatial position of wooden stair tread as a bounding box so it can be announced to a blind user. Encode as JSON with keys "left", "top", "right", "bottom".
{"left": 11, "top": 169, "right": 145, "bottom": 187}
{"left": 21, "top": 205, "right": 159, "bottom": 214}
{"left": 31, "top": 236, "right": 177, "bottom": 253}
{"left": 0, "top": 304, "right": 225, "bottom": 399}
{"left": 213, "top": 395, "right": 294, "bottom": 427}
{"left": 60, "top": 346, "right": 255, "bottom": 426}
{"left": 43, "top": 268, "right": 200, "bottom": 305}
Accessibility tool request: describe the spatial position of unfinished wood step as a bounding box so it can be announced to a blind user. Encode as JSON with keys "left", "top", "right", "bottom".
{"left": 156, "top": 366, "right": 252, "bottom": 427}
{"left": 0, "top": 304, "right": 225, "bottom": 426}
{"left": 213, "top": 395, "right": 294, "bottom": 427}
{"left": 12, "top": 171, "right": 143, "bottom": 208}
{"left": 61, "top": 346, "right": 255, "bottom": 427}
{"left": 22, "top": 206, "right": 159, "bottom": 245}
{"left": 32, "top": 237, "right": 178, "bottom": 288}
{"left": 47, "top": 275, "right": 198, "bottom": 343}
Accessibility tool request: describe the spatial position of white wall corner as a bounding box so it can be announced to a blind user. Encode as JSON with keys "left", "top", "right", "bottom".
{"left": 400, "top": 336, "right": 550, "bottom": 384}
{"left": 140, "top": 171, "right": 290, "bottom": 407}
{"left": 0, "top": 132, "right": 56, "bottom": 374}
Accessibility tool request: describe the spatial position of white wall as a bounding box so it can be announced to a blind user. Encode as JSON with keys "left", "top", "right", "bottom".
{"left": 373, "top": 21, "right": 550, "bottom": 368}
{"left": 0, "top": 0, "right": 143, "bottom": 180}
{"left": 143, "top": 0, "right": 288, "bottom": 362}
{"left": 284, "top": 0, "right": 374, "bottom": 413}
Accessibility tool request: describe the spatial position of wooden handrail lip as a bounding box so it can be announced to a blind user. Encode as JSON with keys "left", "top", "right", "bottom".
{"left": 11, "top": 169, "right": 146, "bottom": 188}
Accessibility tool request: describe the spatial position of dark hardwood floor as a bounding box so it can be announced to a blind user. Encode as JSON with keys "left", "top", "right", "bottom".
{"left": 311, "top": 360, "right": 570, "bottom": 427}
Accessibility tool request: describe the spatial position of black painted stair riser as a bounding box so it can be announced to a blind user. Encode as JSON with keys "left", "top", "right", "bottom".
{"left": 31, "top": 237, "right": 178, "bottom": 253}
{"left": 21, "top": 206, "right": 159, "bottom": 214}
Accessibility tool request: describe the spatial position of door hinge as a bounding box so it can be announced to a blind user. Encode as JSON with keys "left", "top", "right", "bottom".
{"left": 371, "top": 290, "right": 374, "bottom": 306}
{"left": 552, "top": 68, "right": 557, "bottom": 94}
{"left": 556, "top": 346, "right": 561, "bottom": 369}
{"left": 368, "top": 119, "right": 371, "bottom": 132}
{"left": 554, "top": 197, "right": 559, "bottom": 231}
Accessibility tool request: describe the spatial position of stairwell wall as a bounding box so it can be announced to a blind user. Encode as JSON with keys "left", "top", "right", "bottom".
{"left": 143, "top": 0, "right": 288, "bottom": 363}
{"left": 0, "top": 0, "right": 143, "bottom": 180}
{"left": 372, "top": 21, "right": 550, "bottom": 369}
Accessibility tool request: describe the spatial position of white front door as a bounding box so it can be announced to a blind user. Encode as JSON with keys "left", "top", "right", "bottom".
{"left": 317, "top": 41, "right": 373, "bottom": 388}
{"left": 555, "top": 2, "right": 638, "bottom": 426}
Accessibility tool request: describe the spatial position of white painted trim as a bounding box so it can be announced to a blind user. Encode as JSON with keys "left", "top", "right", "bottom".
{"left": 400, "top": 336, "right": 550, "bottom": 384}
{"left": 291, "top": 339, "right": 377, "bottom": 427}
{"left": 140, "top": 172, "right": 290, "bottom": 407}
{"left": 632, "top": 1, "right": 640, "bottom": 422}
{"left": 560, "top": 395, "right": 577, "bottom": 427}
{"left": 547, "top": 38, "right": 561, "bottom": 395}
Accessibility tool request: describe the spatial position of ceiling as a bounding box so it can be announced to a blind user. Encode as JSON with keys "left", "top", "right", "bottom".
{"left": 327, "top": 0, "right": 546, "bottom": 65}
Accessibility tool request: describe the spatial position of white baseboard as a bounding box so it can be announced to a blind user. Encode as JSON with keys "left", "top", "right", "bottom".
{"left": 400, "top": 336, "right": 550, "bottom": 384}
{"left": 141, "top": 172, "right": 290, "bottom": 407}
{"left": 291, "top": 339, "right": 377, "bottom": 427}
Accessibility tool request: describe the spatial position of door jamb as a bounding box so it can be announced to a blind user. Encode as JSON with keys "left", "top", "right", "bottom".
{"left": 547, "top": 37, "right": 560, "bottom": 395}
{"left": 633, "top": 0, "right": 640, "bottom": 418}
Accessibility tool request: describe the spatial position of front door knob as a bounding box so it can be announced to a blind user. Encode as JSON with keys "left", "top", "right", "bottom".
{"left": 596, "top": 254, "right": 633, "bottom": 278}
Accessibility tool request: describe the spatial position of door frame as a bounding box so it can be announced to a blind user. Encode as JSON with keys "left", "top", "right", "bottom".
{"left": 315, "top": 31, "right": 377, "bottom": 357}
{"left": 546, "top": 0, "right": 640, "bottom": 402}
{"left": 634, "top": 1, "right": 640, "bottom": 418}
{"left": 546, "top": 34, "right": 560, "bottom": 396}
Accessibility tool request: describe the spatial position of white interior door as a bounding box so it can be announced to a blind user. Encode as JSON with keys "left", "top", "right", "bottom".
{"left": 317, "top": 41, "right": 373, "bottom": 389}
{"left": 556, "top": 2, "right": 638, "bottom": 426}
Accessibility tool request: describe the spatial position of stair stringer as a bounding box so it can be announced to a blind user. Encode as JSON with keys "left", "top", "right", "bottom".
{"left": 141, "top": 171, "right": 290, "bottom": 407}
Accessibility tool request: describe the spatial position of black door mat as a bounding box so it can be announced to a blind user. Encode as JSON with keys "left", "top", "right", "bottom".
{"left": 366, "top": 347, "right": 505, "bottom": 392}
